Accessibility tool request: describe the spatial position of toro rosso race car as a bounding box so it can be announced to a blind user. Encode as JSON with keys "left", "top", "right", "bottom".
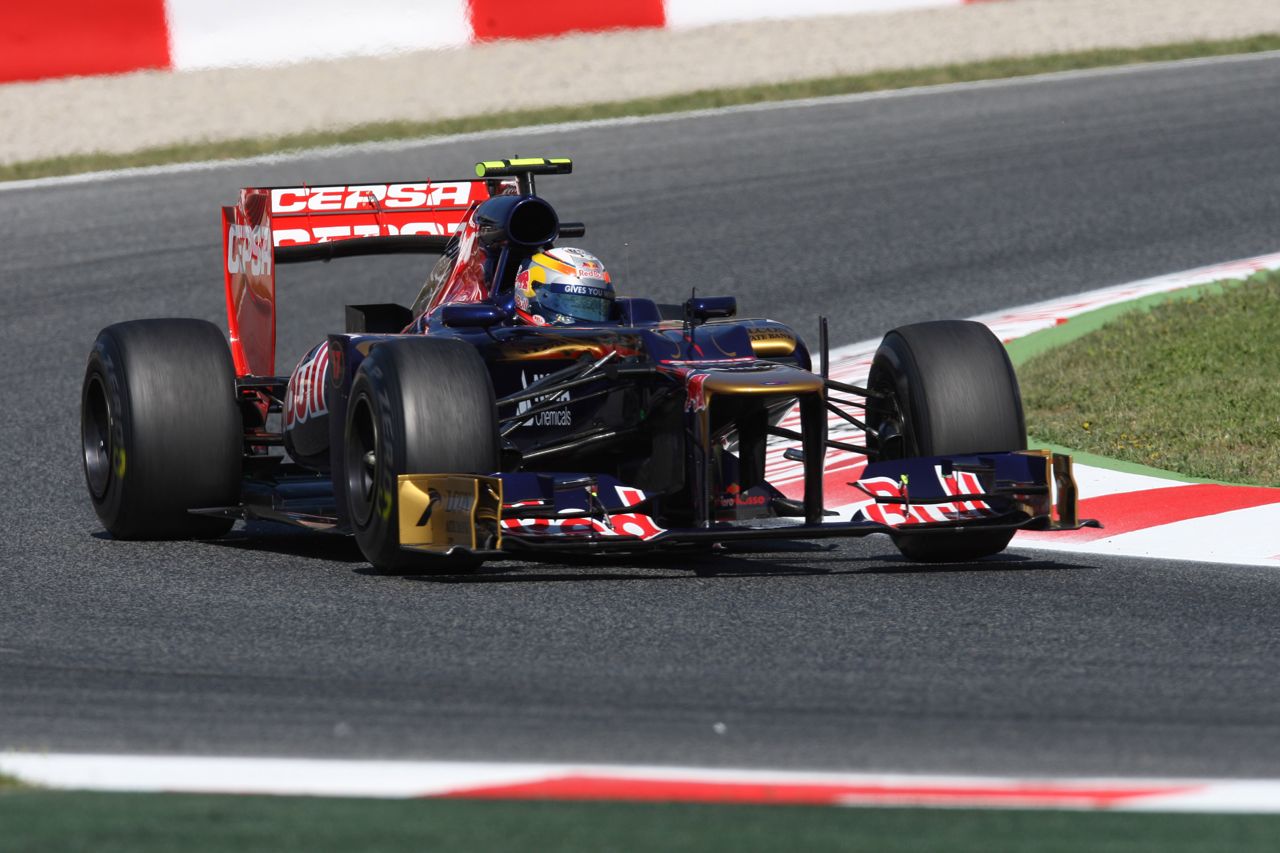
{"left": 80, "top": 157, "right": 1097, "bottom": 572}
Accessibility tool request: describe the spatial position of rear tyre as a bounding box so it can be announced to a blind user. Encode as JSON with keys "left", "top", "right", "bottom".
{"left": 344, "top": 337, "right": 499, "bottom": 574}
{"left": 81, "top": 319, "right": 241, "bottom": 539}
{"left": 865, "top": 320, "right": 1026, "bottom": 562}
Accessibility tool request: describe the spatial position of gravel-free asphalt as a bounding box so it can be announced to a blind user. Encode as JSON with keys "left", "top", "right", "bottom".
{"left": 3, "top": 54, "right": 1280, "bottom": 777}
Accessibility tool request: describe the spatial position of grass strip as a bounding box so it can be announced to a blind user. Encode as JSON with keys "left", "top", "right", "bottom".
{"left": 4, "top": 34, "right": 1280, "bottom": 183}
{"left": 2, "top": 791, "right": 1279, "bottom": 853}
{"left": 1018, "top": 269, "right": 1280, "bottom": 486}
{"left": 0, "top": 772, "right": 25, "bottom": 789}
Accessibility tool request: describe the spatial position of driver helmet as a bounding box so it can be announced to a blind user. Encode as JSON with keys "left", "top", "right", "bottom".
{"left": 513, "top": 247, "right": 615, "bottom": 325}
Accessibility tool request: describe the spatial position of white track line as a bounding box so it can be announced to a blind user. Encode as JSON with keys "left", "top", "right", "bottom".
{"left": 4, "top": 49, "right": 1279, "bottom": 193}
{"left": 4, "top": 752, "right": 1280, "bottom": 812}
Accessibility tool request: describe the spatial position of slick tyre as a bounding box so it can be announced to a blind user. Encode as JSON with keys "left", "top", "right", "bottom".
{"left": 865, "top": 320, "right": 1026, "bottom": 562}
{"left": 81, "top": 319, "right": 241, "bottom": 540}
{"left": 344, "top": 337, "right": 499, "bottom": 574}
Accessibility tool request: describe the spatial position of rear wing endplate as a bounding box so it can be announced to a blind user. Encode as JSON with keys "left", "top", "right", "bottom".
{"left": 221, "top": 179, "right": 493, "bottom": 376}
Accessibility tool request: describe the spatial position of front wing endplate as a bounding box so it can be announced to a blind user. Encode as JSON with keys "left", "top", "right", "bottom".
{"left": 397, "top": 474, "right": 503, "bottom": 553}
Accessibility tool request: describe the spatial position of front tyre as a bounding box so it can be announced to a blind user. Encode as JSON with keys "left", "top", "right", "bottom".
{"left": 865, "top": 320, "right": 1026, "bottom": 562}
{"left": 81, "top": 319, "right": 241, "bottom": 539}
{"left": 344, "top": 337, "right": 499, "bottom": 573}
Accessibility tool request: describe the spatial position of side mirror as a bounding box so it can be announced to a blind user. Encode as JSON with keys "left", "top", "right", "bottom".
{"left": 440, "top": 303, "right": 509, "bottom": 328}
{"left": 686, "top": 296, "right": 737, "bottom": 322}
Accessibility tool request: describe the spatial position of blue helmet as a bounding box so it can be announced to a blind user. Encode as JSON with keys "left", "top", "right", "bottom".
{"left": 514, "top": 247, "right": 615, "bottom": 325}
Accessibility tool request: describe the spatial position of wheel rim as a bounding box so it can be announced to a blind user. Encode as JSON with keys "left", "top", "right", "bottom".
{"left": 82, "top": 374, "right": 113, "bottom": 499}
{"left": 865, "top": 367, "right": 908, "bottom": 461}
{"left": 345, "top": 395, "right": 379, "bottom": 526}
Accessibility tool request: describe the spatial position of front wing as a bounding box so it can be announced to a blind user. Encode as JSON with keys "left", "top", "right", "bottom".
{"left": 396, "top": 450, "right": 1099, "bottom": 558}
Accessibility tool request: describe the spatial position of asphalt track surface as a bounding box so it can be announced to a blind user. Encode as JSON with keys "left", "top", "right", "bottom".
{"left": 3, "top": 55, "right": 1280, "bottom": 778}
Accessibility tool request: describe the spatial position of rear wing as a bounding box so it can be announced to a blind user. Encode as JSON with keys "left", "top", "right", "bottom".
{"left": 221, "top": 179, "right": 493, "bottom": 376}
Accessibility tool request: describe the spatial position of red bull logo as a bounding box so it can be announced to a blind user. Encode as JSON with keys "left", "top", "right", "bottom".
{"left": 285, "top": 346, "right": 330, "bottom": 427}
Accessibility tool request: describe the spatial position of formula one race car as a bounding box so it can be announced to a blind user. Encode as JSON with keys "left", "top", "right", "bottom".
{"left": 80, "top": 157, "right": 1096, "bottom": 572}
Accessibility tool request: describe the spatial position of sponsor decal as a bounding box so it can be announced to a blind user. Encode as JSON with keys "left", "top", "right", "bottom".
{"left": 442, "top": 488, "right": 477, "bottom": 539}
{"left": 225, "top": 223, "right": 272, "bottom": 275}
{"left": 445, "top": 490, "right": 474, "bottom": 513}
{"left": 273, "top": 219, "right": 463, "bottom": 247}
{"left": 499, "top": 513, "right": 664, "bottom": 540}
{"left": 852, "top": 467, "right": 992, "bottom": 526}
{"left": 607, "top": 512, "right": 664, "bottom": 539}
{"left": 562, "top": 283, "right": 605, "bottom": 296}
{"left": 284, "top": 345, "right": 330, "bottom": 428}
{"left": 269, "top": 182, "right": 478, "bottom": 214}
{"left": 937, "top": 467, "right": 991, "bottom": 514}
{"left": 516, "top": 372, "right": 572, "bottom": 427}
{"left": 265, "top": 181, "right": 481, "bottom": 247}
{"left": 718, "top": 483, "right": 768, "bottom": 509}
{"left": 747, "top": 327, "right": 797, "bottom": 356}
{"left": 501, "top": 486, "right": 664, "bottom": 541}
{"left": 614, "top": 486, "right": 646, "bottom": 508}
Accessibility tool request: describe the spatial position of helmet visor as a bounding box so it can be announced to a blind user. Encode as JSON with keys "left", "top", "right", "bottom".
{"left": 538, "top": 289, "right": 614, "bottom": 323}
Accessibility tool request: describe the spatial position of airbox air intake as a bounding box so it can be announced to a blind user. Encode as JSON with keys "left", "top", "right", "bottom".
{"left": 474, "top": 195, "right": 559, "bottom": 248}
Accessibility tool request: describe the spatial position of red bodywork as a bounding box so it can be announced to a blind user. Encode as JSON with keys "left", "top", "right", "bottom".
{"left": 221, "top": 178, "right": 504, "bottom": 377}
